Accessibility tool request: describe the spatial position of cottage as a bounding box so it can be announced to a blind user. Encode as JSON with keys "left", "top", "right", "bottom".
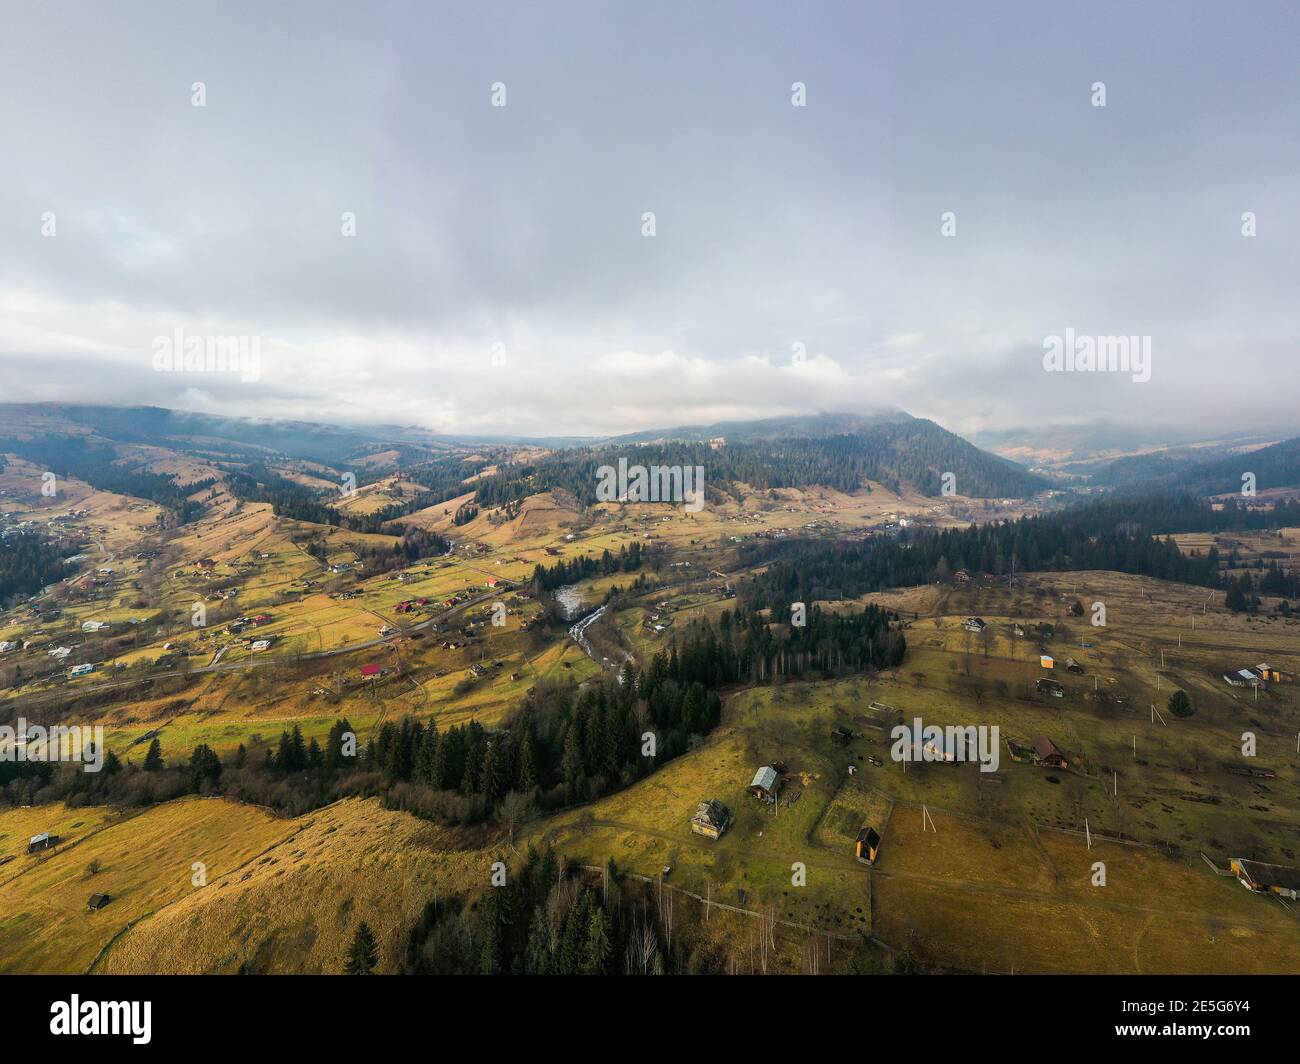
{"left": 749, "top": 765, "right": 783, "bottom": 803}
{"left": 963, "top": 617, "right": 987, "bottom": 633}
{"left": 1036, "top": 677, "right": 1065, "bottom": 698}
{"left": 360, "top": 663, "right": 382, "bottom": 678}
{"left": 87, "top": 892, "right": 112, "bottom": 911}
{"left": 1230, "top": 859, "right": 1300, "bottom": 901}
{"left": 690, "top": 799, "right": 732, "bottom": 840}
{"left": 1065, "top": 658, "right": 1084, "bottom": 674}
{"left": 855, "top": 826, "right": 881, "bottom": 865}
{"left": 1030, "top": 735, "right": 1068, "bottom": 769}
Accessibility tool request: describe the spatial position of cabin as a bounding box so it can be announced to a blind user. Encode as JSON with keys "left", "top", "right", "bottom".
{"left": 855, "top": 826, "right": 881, "bottom": 865}
{"left": 87, "top": 892, "right": 112, "bottom": 911}
{"left": 1036, "top": 677, "right": 1065, "bottom": 698}
{"left": 749, "top": 765, "right": 783, "bottom": 803}
{"left": 1065, "top": 658, "right": 1084, "bottom": 674}
{"left": 690, "top": 799, "right": 732, "bottom": 840}
{"left": 195, "top": 558, "right": 216, "bottom": 571}
{"left": 1223, "top": 668, "right": 1260, "bottom": 688}
{"left": 360, "top": 663, "right": 382, "bottom": 679}
{"left": 1229, "top": 859, "right": 1300, "bottom": 901}
{"left": 1030, "top": 735, "right": 1068, "bottom": 769}
{"left": 251, "top": 614, "right": 272, "bottom": 627}
{"left": 27, "top": 832, "right": 58, "bottom": 854}
{"left": 953, "top": 570, "right": 971, "bottom": 584}
{"left": 963, "top": 617, "right": 987, "bottom": 633}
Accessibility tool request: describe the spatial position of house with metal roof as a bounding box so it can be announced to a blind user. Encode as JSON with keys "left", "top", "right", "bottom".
{"left": 749, "top": 765, "right": 782, "bottom": 802}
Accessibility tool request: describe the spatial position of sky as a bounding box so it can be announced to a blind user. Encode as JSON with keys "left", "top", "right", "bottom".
{"left": 1, "top": 0, "right": 1296, "bottom": 441}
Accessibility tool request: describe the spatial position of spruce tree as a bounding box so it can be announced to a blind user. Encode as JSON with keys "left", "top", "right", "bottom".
{"left": 344, "top": 922, "right": 379, "bottom": 974}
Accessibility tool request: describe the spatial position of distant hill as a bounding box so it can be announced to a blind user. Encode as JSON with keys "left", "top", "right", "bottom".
{"left": 604, "top": 409, "right": 912, "bottom": 445}
{"left": 0, "top": 403, "right": 1049, "bottom": 504}
{"left": 478, "top": 411, "right": 1051, "bottom": 501}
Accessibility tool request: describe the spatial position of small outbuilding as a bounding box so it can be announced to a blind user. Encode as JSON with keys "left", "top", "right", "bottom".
{"left": 87, "top": 893, "right": 112, "bottom": 911}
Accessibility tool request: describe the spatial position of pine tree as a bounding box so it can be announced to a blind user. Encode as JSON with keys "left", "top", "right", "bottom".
{"left": 143, "top": 738, "right": 164, "bottom": 772}
{"left": 344, "top": 922, "right": 379, "bottom": 974}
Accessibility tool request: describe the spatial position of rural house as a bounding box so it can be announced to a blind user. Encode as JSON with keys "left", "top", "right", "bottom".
{"left": 87, "top": 893, "right": 112, "bottom": 911}
{"left": 749, "top": 765, "right": 783, "bottom": 802}
{"left": 1036, "top": 677, "right": 1064, "bottom": 698}
{"left": 1030, "top": 736, "right": 1068, "bottom": 769}
{"left": 1224, "top": 668, "right": 1260, "bottom": 688}
{"left": 1229, "top": 859, "right": 1300, "bottom": 900}
{"left": 855, "top": 826, "right": 881, "bottom": 865}
{"left": 690, "top": 799, "right": 732, "bottom": 840}
{"left": 963, "top": 616, "right": 987, "bottom": 633}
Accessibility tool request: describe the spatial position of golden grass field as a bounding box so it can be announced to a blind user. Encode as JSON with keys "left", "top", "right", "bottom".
{"left": 0, "top": 797, "right": 495, "bottom": 975}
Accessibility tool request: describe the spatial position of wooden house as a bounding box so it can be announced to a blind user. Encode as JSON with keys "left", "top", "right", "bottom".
{"left": 87, "top": 892, "right": 112, "bottom": 911}
{"left": 1030, "top": 735, "right": 1068, "bottom": 769}
{"left": 855, "top": 826, "right": 881, "bottom": 866}
{"left": 690, "top": 799, "right": 732, "bottom": 840}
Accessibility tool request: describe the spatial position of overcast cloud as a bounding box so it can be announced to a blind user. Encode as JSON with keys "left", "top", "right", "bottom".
{"left": 0, "top": 0, "right": 1296, "bottom": 440}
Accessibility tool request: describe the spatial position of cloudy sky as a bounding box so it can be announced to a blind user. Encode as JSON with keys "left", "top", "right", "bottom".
{"left": 1, "top": 0, "right": 1296, "bottom": 440}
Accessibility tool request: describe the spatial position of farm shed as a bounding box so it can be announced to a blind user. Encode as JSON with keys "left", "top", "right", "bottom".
{"left": 690, "top": 799, "right": 732, "bottom": 840}
{"left": 87, "top": 893, "right": 112, "bottom": 911}
{"left": 749, "top": 765, "right": 783, "bottom": 802}
{"left": 1230, "top": 859, "right": 1300, "bottom": 900}
{"left": 1036, "top": 677, "right": 1064, "bottom": 698}
{"left": 855, "top": 826, "right": 881, "bottom": 866}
